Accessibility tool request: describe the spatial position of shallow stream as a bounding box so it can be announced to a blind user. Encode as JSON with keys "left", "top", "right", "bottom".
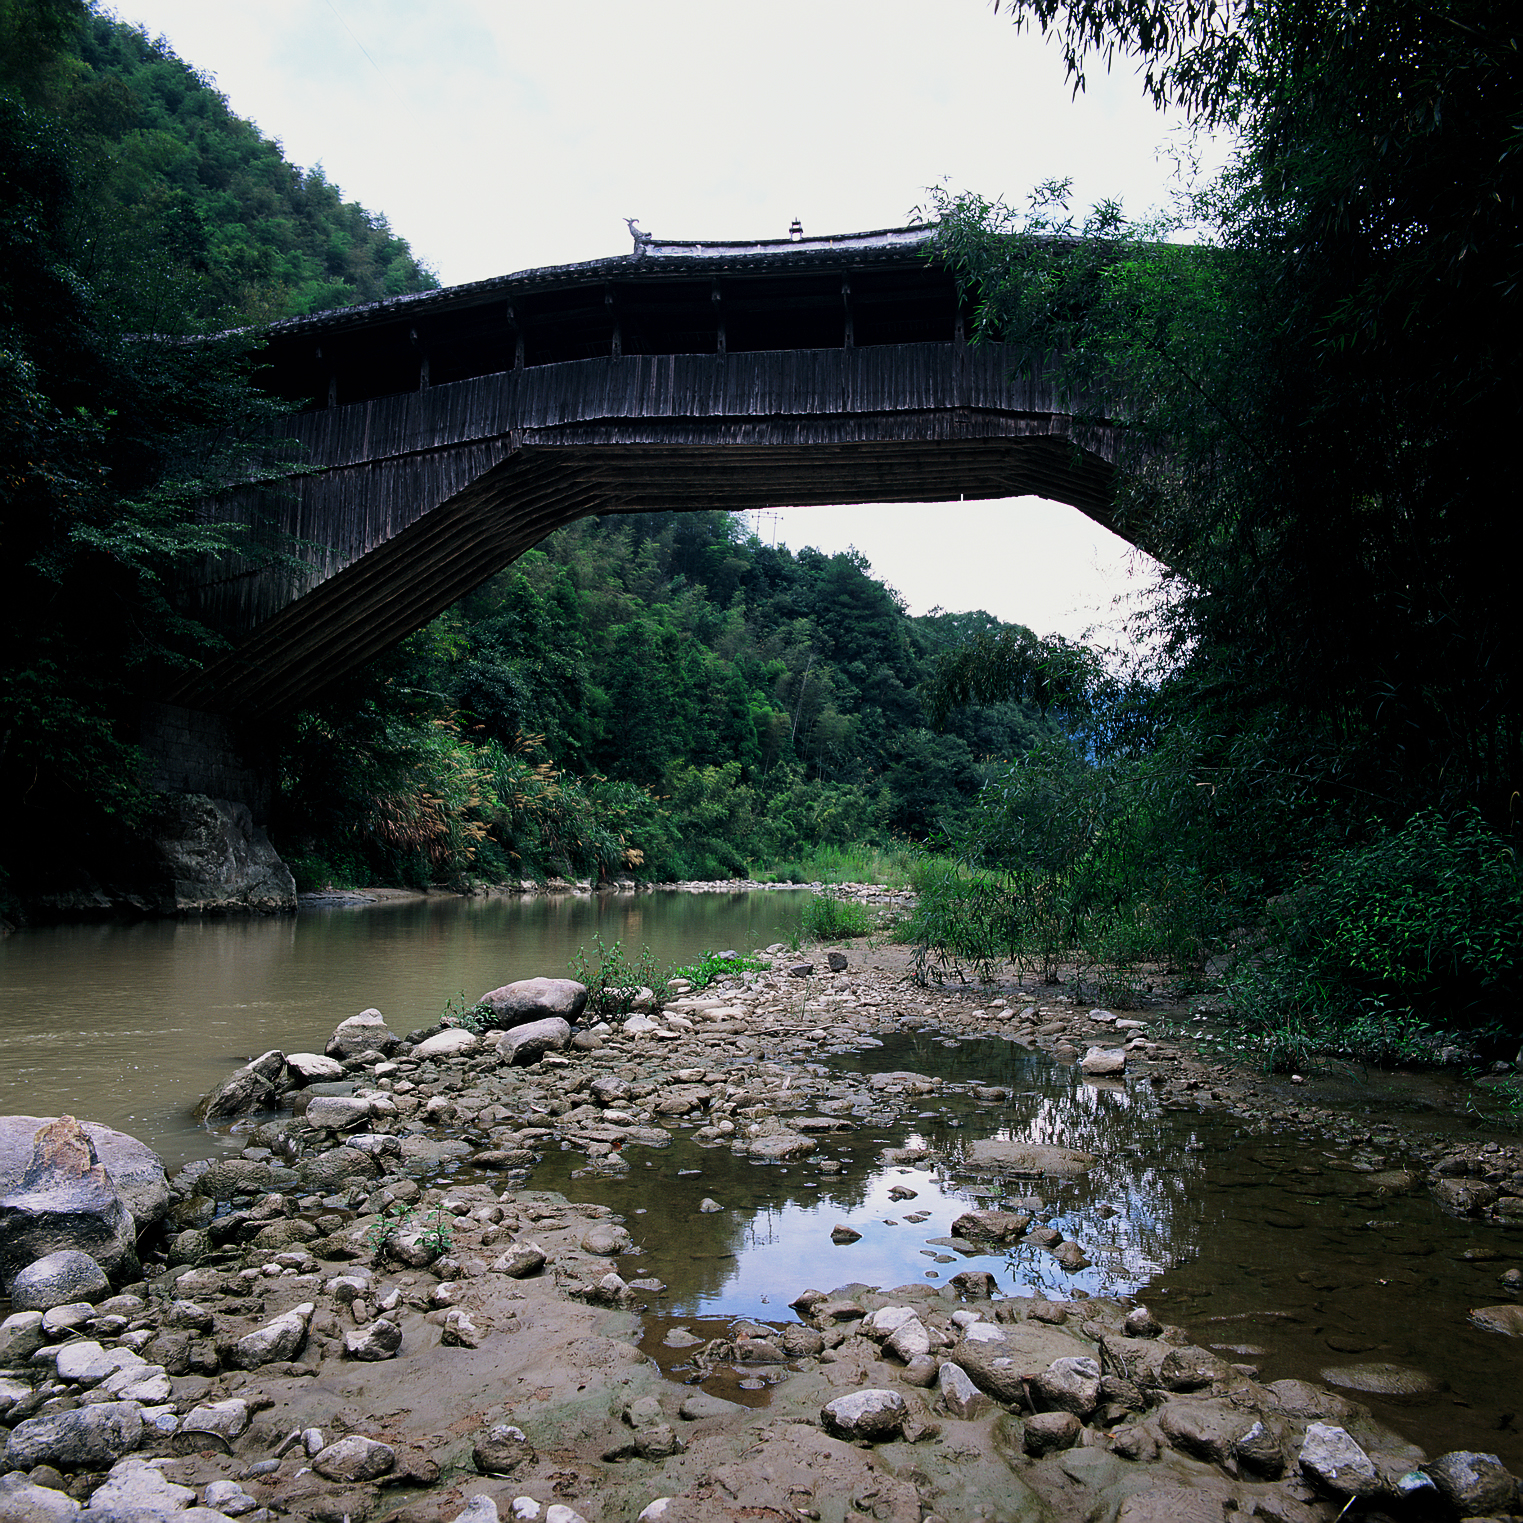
{"left": 521, "top": 1030, "right": 1523, "bottom": 1466}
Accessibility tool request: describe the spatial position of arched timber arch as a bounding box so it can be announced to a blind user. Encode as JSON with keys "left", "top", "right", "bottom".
{"left": 171, "top": 229, "right": 1121, "bottom": 720}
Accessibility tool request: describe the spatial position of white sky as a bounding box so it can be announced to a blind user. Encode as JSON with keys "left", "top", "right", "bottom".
{"left": 111, "top": 0, "right": 1210, "bottom": 639}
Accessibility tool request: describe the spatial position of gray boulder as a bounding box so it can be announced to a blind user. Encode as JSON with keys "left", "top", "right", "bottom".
{"left": 0, "top": 1376, "right": 31, "bottom": 1419}
{"left": 1031, "top": 1355, "right": 1101, "bottom": 1416}
{"left": 477, "top": 978, "right": 587, "bottom": 1029}
{"left": 449, "top": 1501, "right": 498, "bottom": 1523}
{"left": 1425, "top": 1451, "right": 1516, "bottom": 1515}
{"left": 950, "top": 1210, "right": 1031, "bottom": 1243}
{"left": 141, "top": 794, "right": 295, "bottom": 915}
{"left": 580, "top": 1223, "right": 632, "bottom": 1255}
{"left": 312, "top": 1435, "right": 395, "bottom": 1483}
{"left": 473, "top": 1425, "right": 535, "bottom": 1476}
{"left": 1298, "top": 1423, "right": 1380, "bottom": 1496}
{"left": 0, "top": 1472, "right": 81, "bottom": 1523}
{"left": 55, "top": 1341, "right": 142, "bottom": 1385}
{"left": 0, "top": 1117, "right": 137, "bottom": 1289}
{"left": 304, "top": 1096, "right": 372, "bottom": 1131}
{"left": 961, "top": 1139, "right": 1095, "bottom": 1176}
{"left": 746, "top": 1132, "right": 816, "bottom": 1161}
{"left": 83, "top": 1456, "right": 196, "bottom": 1517}
{"left": 284, "top": 1053, "right": 342, "bottom": 1084}
{"left": 195, "top": 1158, "right": 291, "bottom": 1201}
{"left": 1157, "top": 1399, "right": 1250, "bottom": 1466}
{"left": 0, "top": 1118, "right": 166, "bottom": 1228}
{"left": 679, "top": 1393, "right": 744, "bottom": 1420}
{"left": 177, "top": 1400, "right": 250, "bottom": 1447}
{"left": 952, "top": 1334, "right": 1029, "bottom": 1404}
{"left": 1079, "top": 1046, "right": 1126, "bottom": 1076}
{"left": 0, "top": 1310, "right": 47, "bottom": 1363}
{"left": 5, "top": 1403, "right": 143, "bottom": 1471}
{"left": 1023, "top": 1411, "right": 1081, "bottom": 1456}
{"left": 489, "top": 1244, "right": 546, "bottom": 1278}
{"left": 937, "top": 1361, "right": 991, "bottom": 1420}
{"left": 296, "top": 1147, "right": 378, "bottom": 1192}
{"left": 498, "top": 1017, "right": 572, "bottom": 1065}
{"left": 9, "top": 1250, "right": 110, "bottom": 1311}
{"left": 1470, "top": 1303, "right": 1523, "bottom": 1337}
{"left": 819, "top": 1389, "right": 907, "bottom": 1442}
{"left": 191, "top": 1051, "right": 285, "bottom": 1123}
{"left": 343, "top": 1319, "right": 402, "bottom": 1361}
{"left": 412, "top": 1029, "right": 480, "bottom": 1059}
{"left": 220, "top": 1304, "right": 311, "bottom": 1370}
{"left": 325, "top": 1009, "right": 399, "bottom": 1059}
{"left": 1319, "top": 1361, "right": 1445, "bottom": 1398}
{"left": 201, "top": 1481, "right": 256, "bottom": 1517}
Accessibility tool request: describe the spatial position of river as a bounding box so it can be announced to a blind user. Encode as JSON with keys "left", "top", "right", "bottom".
{"left": 0, "top": 888, "right": 808, "bottom": 1168}
{"left": 3, "top": 889, "right": 1521, "bottom": 1467}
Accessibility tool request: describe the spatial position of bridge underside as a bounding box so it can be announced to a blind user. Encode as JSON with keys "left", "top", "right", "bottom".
{"left": 172, "top": 343, "right": 1119, "bottom": 717}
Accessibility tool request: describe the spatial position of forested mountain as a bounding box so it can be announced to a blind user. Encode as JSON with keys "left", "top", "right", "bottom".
{"left": 0, "top": 0, "right": 437, "bottom": 914}
{"left": 274, "top": 512, "right": 1054, "bottom": 889}
{"left": 5, "top": 2, "right": 438, "bottom": 324}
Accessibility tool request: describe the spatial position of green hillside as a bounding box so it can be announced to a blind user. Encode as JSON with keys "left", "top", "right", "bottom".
{"left": 0, "top": 0, "right": 439, "bottom": 910}
{"left": 274, "top": 511, "right": 1056, "bottom": 889}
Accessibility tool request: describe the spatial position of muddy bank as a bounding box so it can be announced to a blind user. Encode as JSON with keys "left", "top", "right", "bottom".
{"left": 3, "top": 947, "right": 1522, "bottom": 1523}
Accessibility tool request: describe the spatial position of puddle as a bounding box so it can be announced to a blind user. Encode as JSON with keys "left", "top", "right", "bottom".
{"left": 516, "top": 1030, "right": 1523, "bottom": 1467}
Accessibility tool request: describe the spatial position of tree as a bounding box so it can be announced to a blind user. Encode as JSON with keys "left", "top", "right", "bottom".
{"left": 931, "top": 0, "right": 1522, "bottom": 821}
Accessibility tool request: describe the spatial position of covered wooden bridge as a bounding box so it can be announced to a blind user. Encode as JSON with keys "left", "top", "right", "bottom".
{"left": 168, "top": 225, "right": 1120, "bottom": 726}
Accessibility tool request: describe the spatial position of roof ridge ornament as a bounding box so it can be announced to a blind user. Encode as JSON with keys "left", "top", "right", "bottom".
{"left": 624, "top": 217, "right": 651, "bottom": 258}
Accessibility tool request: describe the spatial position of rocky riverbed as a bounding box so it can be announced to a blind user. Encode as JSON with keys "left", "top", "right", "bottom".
{"left": 2, "top": 942, "right": 1522, "bottom": 1523}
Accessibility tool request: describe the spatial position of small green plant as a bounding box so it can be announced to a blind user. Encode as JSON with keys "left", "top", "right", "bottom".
{"left": 570, "top": 936, "right": 666, "bottom": 1019}
{"left": 670, "top": 949, "right": 769, "bottom": 991}
{"left": 365, "top": 1203, "right": 455, "bottom": 1258}
{"left": 438, "top": 990, "right": 492, "bottom": 1034}
{"left": 414, "top": 1208, "right": 456, "bottom": 1256}
{"left": 363, "top": 1201, "right": 411, "bottom": 1254}
{"left": 801, "top": 892, "right": 873, "bottom": 941}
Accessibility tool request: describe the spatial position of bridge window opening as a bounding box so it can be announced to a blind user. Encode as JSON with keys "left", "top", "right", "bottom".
{"left": 258, "top": 236, "right": 980, "bottom": 410}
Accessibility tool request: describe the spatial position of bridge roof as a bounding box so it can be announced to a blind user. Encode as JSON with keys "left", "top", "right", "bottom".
{"left": 265, "top": 225, "right": 936, "bottom": 339}
{"left": 257, "top": 225, "right": 960, "bottom": 408}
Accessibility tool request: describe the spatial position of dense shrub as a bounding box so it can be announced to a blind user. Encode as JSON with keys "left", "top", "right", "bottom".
{"left": 1224, "top": 811, "right": 1523, "bottom": 1066}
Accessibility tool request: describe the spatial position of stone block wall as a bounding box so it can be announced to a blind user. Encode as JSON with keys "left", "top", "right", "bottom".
{"left": 139, "top": 702, "right": 272, "bottom": 823}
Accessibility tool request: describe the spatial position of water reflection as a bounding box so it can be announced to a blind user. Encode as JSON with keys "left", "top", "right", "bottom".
{"left": 532, "top": 1030, "right": 1523, "bottom": 1467}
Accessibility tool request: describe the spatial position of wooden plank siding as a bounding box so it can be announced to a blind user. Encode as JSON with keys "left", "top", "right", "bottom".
{"left": 171, "top": 341, "right": 1121, "bottom": 716}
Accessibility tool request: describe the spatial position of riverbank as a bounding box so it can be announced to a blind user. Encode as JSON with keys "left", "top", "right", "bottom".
{"left": 297, "top": 880, "right": 911, "bottom": 906}
{"left": 4, "top": 946, "right": 1521, "bottom": 1523}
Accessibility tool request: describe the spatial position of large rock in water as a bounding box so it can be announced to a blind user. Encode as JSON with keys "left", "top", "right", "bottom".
{"left": 0, "top": 1117, "right": 167, "bottom": 1228}
{"left": 961, "top": 1139, "right": 1096, "bottom": 1177}
{"left": 477, "top": 977, "right": 587, "bottom": 1029}
{"left": 326, "top": 1009, "right": 400, "bottom": 1058}
{"left": 144, "top": 794, "right": 296, "bottom": 914}
{"left": 0, "top": 1118, "right": 137, "bottom": 1290}
{"left": 192, "top": 1050, "right": 285, "bottom": 1123}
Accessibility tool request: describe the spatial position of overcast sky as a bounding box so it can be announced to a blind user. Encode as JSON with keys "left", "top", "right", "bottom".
{"left": 112, "top": 0, "right": 1212, "bottom": 640}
